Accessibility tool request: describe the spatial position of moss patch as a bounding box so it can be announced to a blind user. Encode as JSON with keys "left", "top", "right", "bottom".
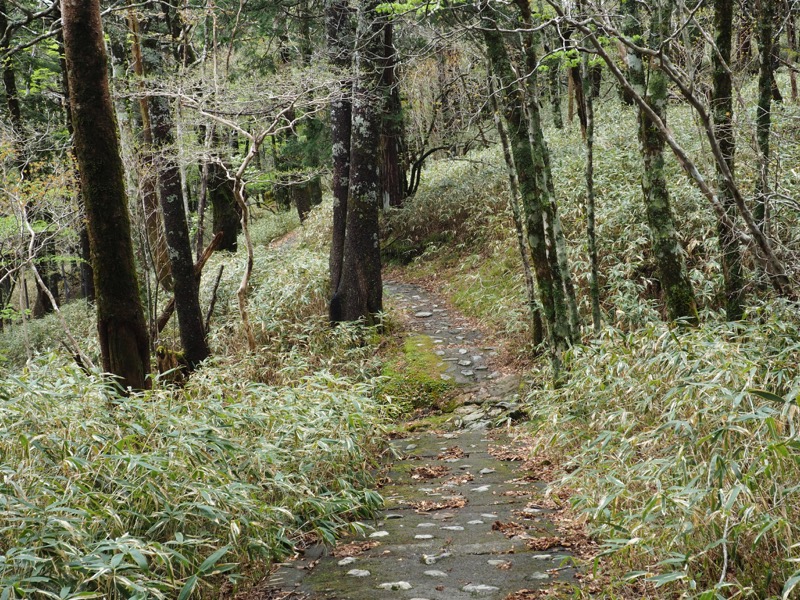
{"left": 380, "top": 333, "right": 454, "bottom": 411}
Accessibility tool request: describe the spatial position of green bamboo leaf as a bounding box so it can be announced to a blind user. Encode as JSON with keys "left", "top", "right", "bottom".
{"left": 177, "top": 575, "right": 197, "bottom": 600}
{"left": 749, "top": 389, "right": 792, "bottom": 405}
{"left": 198, "top": 546, "right": 230, "bottom": 574}
{"left": 783, "top": 572, "right": 800, "bottom": 599}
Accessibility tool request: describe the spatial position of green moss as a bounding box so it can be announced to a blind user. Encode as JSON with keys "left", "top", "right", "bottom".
{"left": 380, "top": 333, "right": 453, "bottom": 411}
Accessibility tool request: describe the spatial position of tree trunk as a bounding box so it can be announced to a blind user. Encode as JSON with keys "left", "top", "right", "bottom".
{"left": 149, "top": 93, "right": 210, "bottom": 369}
{"left": 62, "top": 0, "right": 150, "bottom": 390}
{"left": 516, "top": 0, "right": 580, "bottom": 342}
{"left": 329, "top": 0, "right": 384, "bottom": 324}
{"left": 380, "top": 21, "right": 406, "bottom": 209}
{"left": 489, "top": 74, "right": 544, "bottom": 347}
{"left": 209, "top": 158, "right": 239, "bottom": 251}
{"left": 755, "top": 0, "right": 774, "bottom": 233}
{"left": 326, "top": 0, "right": 353, "bottom": 294}
{"left": 626, "top": 0, "right": 699, "bottom": 324}
{"left": 712, "top": 0, "right": 745, "bottom": 321}
{"left": 581, "top": 49, "right": 602, "bottom": 333}
{"left": 788, "top": 3, "right": 798, "bottom": 101}
{"left": 482, "top": 7, "right": 571, "bottom": 378}
{"left": 125, "top": 9, "right": 172, "bottom": 291}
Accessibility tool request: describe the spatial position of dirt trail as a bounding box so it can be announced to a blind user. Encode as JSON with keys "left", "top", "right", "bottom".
{"left": 263, "top": 281, "right": 577, "bottom": 599}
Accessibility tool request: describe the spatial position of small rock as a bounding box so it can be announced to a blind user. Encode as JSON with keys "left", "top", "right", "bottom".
{"left": 522, "top": 507, "right": 541, "bottom": 516}
{"left": 527, "top": 572, "right": 550, "bottom": 580}
{"left": 424, "top": 570, "right": 448, "bottom": 577}
{"left": 433, "top": 339, "right": 443, "bottom": 344}
{"left": 440, "top": 525, "right": 464, "bottom": 531}
{"left": 468, "top": 520, "right": 484, "bottom": 525}
{"left": 471, "top": 355, "right": 482, "bottom": 362}
{"left": 531, "top": 554, "right": 552, "bottom": 559}
{"left": 415, "top": 312, "right": 433, "bottom": 318}
{"left": 462, "top": 584, "right": 499, "bottom": 593}
{"left": 481, "top": 513, "right": 498, "bottom": 519}
{"left": 471, "top": 485, "right": 490, "bottom": 492}
{"left": 456, "top": 336, "right": 465, "bottom": 341}
{"left": 338, "top": 557, "right": 357, "bottom": 566}
{"left": 440, "top": 374, "right": 452, "bottom": 381}
{"left": 347, "top": 569, "right": 370, "bottom": 577}
{"left": 404, "top": 443, "right": 417, "bottom": 451}
{"left": 378, "top": 581, "right": 412, "bottom": 591}
{"left": 479, "top": 468, "right": 496, "bottom": 475}
{"left": 417, "top": 522, "right": 436, "bottom": 528}
{"left": 460, "top": 370, "right": 474, "bottom": 377}
{"left": 475, "top": 365, "right": 488, "bottom": 371}
{"left": 435, "top": 350, "right": 445, "bottom": 356}
{"left": 458, "top": 464, "right": 473, "bottom": 470}
{"left": 457, "top": 359, "right": 472, "bottom": 367}
{"left": 422, "top": 552, "right": 451, "bottom": 565}
{"left": 487, "top": 560, "right": 508, "bottom": 566}
{"left": 369, "top": 531, "right": 389, "bottom": 538}
{"left": 385, "top": 513, "right": 403, "bottom": 519}
{"left": 415, "top": 534, "right": 434, "bottom": 540}
{"left": 462, "top": 411, "right": 485, "bottom": 423}
{"left": 458, "top": 348, "right": 468, "bottom": 354}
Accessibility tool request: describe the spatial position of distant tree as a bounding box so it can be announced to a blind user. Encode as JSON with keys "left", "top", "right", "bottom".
{"left": 62, "top": 0, "right": 150, "bottom": 389}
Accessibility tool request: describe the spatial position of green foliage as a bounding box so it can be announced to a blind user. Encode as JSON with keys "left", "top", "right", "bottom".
{"left": 0, "top": 209, "right": 392, "bottom": 598}
{"left": 525, "top": 302, "right": 800, "bottom": 598}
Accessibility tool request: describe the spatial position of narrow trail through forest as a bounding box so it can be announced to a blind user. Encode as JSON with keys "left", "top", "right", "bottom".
{"left": 261, "top": 280, "right": 579, "bottom": 600}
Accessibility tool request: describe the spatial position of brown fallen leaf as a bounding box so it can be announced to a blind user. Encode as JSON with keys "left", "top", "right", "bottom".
{"left": 437, "top": 446, "right": 465, "bottom": 460}
{"left": 332, "top": 541, "right": 381, "bottom": 557}
{"left": 411, "top": 464, "right": 450, "bottom": 479}
{"left": 410, "top": 496, "right": 467, "bottom": 512}
{"left": 492, "top": 520, "right": 527, "bottom": 538}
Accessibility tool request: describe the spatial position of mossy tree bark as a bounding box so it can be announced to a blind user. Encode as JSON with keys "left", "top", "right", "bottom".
{"left": 326, "top": 0, "right": 353, "bottom": 293}
{"left": 329, "top": 0, "right": 383, "bottom": 324}
{"left": 625, "top": 0, "right": 699, "bottom": 325}
{"left": 514, "top": 0, "right": 580, "bottom": 343}
{"left": 488, "top": 74, "right": 545, "bottom": 347}
{"left": 62, "top": 0, "right": 150, "bottom": 390}
{"left": 481, "top": 5, "right": 572, "bottom": 377}
{"left": 712, "top": 0, "right": 745, "bottom": 321}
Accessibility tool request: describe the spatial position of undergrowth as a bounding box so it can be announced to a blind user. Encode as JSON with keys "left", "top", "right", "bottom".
{"left": 526, "top": 302, "right": 800, "bottom": 598}
{"left": 0, "top": 205, "right": 395, "bottom": 599}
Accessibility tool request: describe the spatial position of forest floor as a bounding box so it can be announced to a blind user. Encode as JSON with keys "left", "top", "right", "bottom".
{"left": 258, "top": 279, "right": 593, "bottom": 600}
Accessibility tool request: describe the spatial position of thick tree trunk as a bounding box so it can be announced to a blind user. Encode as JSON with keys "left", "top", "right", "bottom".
{"left": 149, "top": 94, "right": 210, "bottom": 369}
{"left": 712, "top": 0, "right": 745, "bottom": 320}
{"left": 326, "top": 0, "right": 353, "bottom": 293}
{"left": 330, "top": 0, "right": 384, "bottom": 324}
{"left": 62, "top": 0, "right": 150, "bottom": 390}
{"left": 624, "top": 0, "right": 698, "bottom": 324}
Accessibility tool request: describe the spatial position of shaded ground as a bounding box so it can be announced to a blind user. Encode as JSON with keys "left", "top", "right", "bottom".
{"left": 261, "top": 281, "right": 580, "bottom": 600}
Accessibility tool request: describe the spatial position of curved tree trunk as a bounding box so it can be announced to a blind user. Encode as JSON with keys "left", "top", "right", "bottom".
{"left": 62, "top": 0, "right": 150, "bottom": 390}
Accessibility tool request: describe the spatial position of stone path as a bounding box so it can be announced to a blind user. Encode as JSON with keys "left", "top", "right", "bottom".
{"left": 264, "top": 281, "right": 576, "bottom": 599}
